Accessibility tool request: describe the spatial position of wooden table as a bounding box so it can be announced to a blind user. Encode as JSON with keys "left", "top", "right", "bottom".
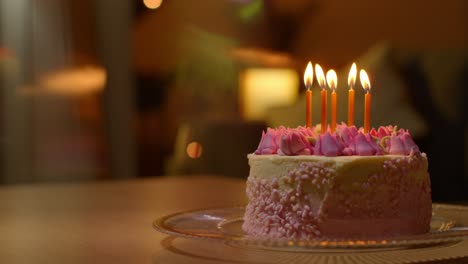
{"left": 0, "top": 176, "right": 466, "bottom": 264}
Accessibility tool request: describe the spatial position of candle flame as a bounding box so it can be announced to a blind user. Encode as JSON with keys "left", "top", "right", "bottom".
{"left": 304, "top": 61, "right": 313, "bottom": 89}
{"left": 315, "top": 64, "right": 326, "bottom": 88}
{"left": 144, "top": 0, "right": 163, "bottom": 9}
{"left": 360, "top": 69, "right": 371, "bottom": 91}
{"left": 348, "top": 62, "right": 357, "bottom": 88}
{"left": 326, "top": 69, "right": 337, "bottom": 90}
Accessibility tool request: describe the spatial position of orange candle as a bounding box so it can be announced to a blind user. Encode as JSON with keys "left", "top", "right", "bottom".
{"left": 364, "top": 92, "right": 371, "bottom": 133}
{"left": 304, "top": 62, "right": 313, "bottom": 128}
{"left": 331, "top": 91, "right": 337, "bottom": 132}
{"left": 315, "top": 64, "right": 327, "bottom": 133}
{"left": 321, "top": 89, "right": 327, "bottom": 133}
{"left": 360, "top": 69, "right": 371, "bottom": 133}
{"left": 326, "top": 69, "right": 337, "bottom": 133}
{"left": 306, "top": 90, "right": 312, "bottom": 127}
{"left": 348, "top": 89, "right": 355, "bottom": 126}
{"left": 347, "top": 63, "right": 357, "bottom": 126}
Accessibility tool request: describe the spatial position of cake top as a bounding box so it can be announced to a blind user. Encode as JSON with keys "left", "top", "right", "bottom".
{"left": 255, "top": 123, "right": 420, "bottom": 157}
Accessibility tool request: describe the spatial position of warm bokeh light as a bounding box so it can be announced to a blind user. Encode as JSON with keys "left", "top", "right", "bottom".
{"left": 360, "top": 69, "right": 371, "bottom": 91}
{"left": 315, "top": 64, "right": 326, "bottom": 88}
{"left": 303, "top": 61, "right": 313, "bottom": 88}
{"left": 39, "top": 66, "right": 106, "bottom": 96}
{"left": 326, "top": 69, "right": 337, "bottom": 91}
{"left": 143, "top": 0, "right": 163, "bottom": 9}
{"left": 240, "top": 68, "right": 298, "bottom": 120}
{"left": 348, "top": 63, "right": 357, "bottom": 88}
{"left": 186, "top": 142, "right": 203, "bottom": 159}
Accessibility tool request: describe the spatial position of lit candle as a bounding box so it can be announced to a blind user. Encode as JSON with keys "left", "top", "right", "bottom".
{"left": 326, "top": 69, "right": 338, "bottom": 133}
{"left": 360, "top": 69, "right": 371, "bottom": 133}
{"left": 315, "top": 64, "right": 327, "bottom": 133}
{"left": 304, "top": 62, "right": 313, "bottom": 128}
{"left": 347, "top": 63, "right": 357, "bottom": 126}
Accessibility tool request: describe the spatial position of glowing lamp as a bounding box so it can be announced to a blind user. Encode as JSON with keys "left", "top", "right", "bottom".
{"left": 240, "top": 68, "right": 298, "bottom": 121}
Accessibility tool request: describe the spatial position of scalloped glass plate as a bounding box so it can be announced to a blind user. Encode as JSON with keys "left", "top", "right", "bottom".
{"left": 153, "top": 203, "right": 468, "bottom": 251}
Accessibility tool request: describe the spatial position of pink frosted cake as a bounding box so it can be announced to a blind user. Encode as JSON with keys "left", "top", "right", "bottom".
{"left": 242, "top": 124, "right": 431, "bottom": 239}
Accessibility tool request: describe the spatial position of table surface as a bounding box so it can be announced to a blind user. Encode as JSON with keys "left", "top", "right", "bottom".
{"left": 0, "top": 176, "right": 466, "bottom": 264}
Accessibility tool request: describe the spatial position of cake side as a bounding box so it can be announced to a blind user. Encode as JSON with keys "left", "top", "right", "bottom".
{"left": 242, "top": 153, "right": 431, "bottom": 239}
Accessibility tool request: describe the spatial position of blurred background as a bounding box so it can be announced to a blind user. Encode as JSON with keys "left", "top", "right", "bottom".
{"left": 0, "top": 0, "right": 466, "bottom": 201}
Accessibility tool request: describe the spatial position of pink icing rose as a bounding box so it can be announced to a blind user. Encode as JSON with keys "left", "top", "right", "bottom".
{"left": 377, "top": 126, "right": 391, "bottom": 138}
{"left": 400, "top": 131, "right": 420, "bottom": 154}
{"left": 365, "top": 134, "right": 385, "bottom": 155}
{"left": 354, "top": 133, "right": 376, "bottom": 155}
{"left": 342, "top": 147, "right": 354, "bottom": 156}
{"left": 337, "top": 125, "right": 354, "bottom": 146}
{"left": 380, "top": 130, "right": 419, "bottom": 155}
{"left": 278, "top": 130, "right": 313, "bottom": 155}
{"left": 255, "top": 128, "right": 279, "bottom": 154}
{"left": 273, "top": 126, "right": 287, "bottom": 148}
{"left": 388, "top": 135, "right": 406, "bottom": 155}
{"left": 386, "top": 125, "right": 396, "bottom": 133}
{"left": 296, "top": 126, "right": 315, "bottom": 137}
{"left": 314, "top": 132, "right": 343, "bottom": 157}
{"left": 397, "top": 128, "right": 406, "bottom": 136}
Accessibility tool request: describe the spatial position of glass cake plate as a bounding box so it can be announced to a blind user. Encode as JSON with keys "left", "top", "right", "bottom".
{"left": 153, "top": 203, "right": 468, "bottom": 251}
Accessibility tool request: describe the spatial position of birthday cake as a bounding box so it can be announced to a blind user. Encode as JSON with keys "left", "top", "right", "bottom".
{"left": 242, "top": 124, "right": 431, "bottom": 239}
